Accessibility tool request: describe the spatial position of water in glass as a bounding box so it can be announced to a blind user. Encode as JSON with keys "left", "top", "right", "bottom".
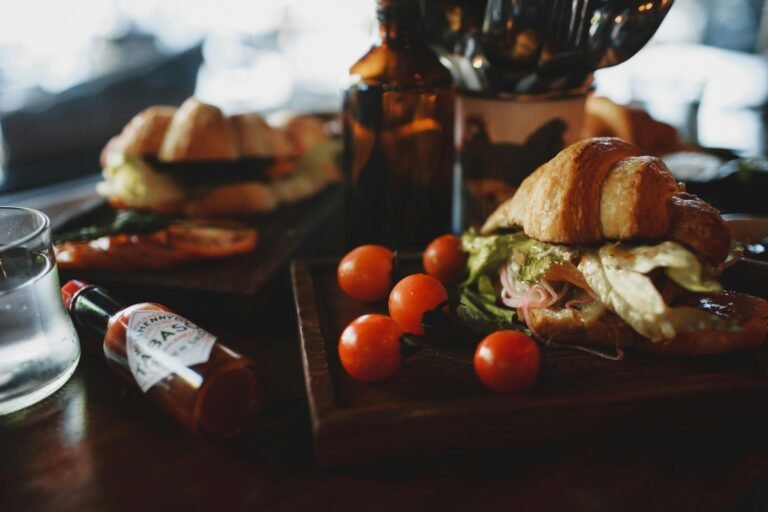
{"left": 0, "top": 208, "right": 80, "bottom": 415}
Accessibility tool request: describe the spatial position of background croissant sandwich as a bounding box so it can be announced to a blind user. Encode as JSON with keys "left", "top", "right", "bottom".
{"left": 97, "top": 98, "right": 341, "bottom": 216}
{"left": 581, "top": 96, "right": 688, "bottom": 157}
{"left": 460, "top": 137, "right": 768, "bottom": 355}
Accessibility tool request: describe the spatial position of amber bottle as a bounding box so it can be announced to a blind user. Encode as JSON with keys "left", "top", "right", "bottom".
{"left": 343, "top": 0, "right": 456, "bottom": 250}
{"left": 61, "top": 280, "right": 263, "bottom": 437}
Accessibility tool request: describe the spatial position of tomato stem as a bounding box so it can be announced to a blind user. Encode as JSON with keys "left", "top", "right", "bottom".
{"left": 539, "top": 337, "right": 626, "bottom": 361}
{"left": 400, "top": 335, "right": 422, "bottom": 357}
{"left": 421, "top": 300, "right": 451, "bottom": 333}
{"left": 399, "top": 334, "right": 472, "bottom": 366}
{"left": 390, "top": 249, "right": 408, "bottom": 284}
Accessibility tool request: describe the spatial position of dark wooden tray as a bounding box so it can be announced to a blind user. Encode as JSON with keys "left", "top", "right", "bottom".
{"left": 57, "top": 186, "right": 342, "bottom": 299}
{"left": 292, "top": 256, "right": 768, "bottom": 467}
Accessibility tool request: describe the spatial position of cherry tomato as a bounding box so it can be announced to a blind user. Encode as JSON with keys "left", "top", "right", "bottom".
{"left": 338, "top": 314, "right": 402, "bottom": 382}
{"left": 423, "top": 234, "right": 468, "bottom": 283}
{"left": 388, "top": 274, "right": 448, "bottom": 335}
{"left": 474, "top": 330, "right": 540, "bottom": 393}
{"left": 337, "top": 245, "right": 393, "bottom": 302}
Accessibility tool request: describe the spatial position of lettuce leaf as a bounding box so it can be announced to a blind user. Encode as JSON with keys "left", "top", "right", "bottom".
{"left": 459, "top": 231, "right": 523, "bottom": 332}
{"left": 461, "top": 230, "right": 525, "bottom": 286}
{"left": 459, "top": 230, "right": 574, "bottom": 333}
{"left": 271, "top": 140, "right": 342, "bottom": 203}
{"left": 461, "top": 230, "right": 571, "bottom": 286}
{"left": 458, "top": 286, "right": 522, "bottom": 333}
{"left": 508, "top": 238, "right": 572, "bottom": 284}
{"left": 602, "top": 241, "right": 721, "bottom": 293}
{"left": 579, "top": 242, "right": 728, "bottom": 342}
{"left": 98, "top": 156, "right": 186, "bottom": 209}
{"left": 54, "top": 211, "right": 171, "bottom": 243}
{"left": 460, "top": 232, "right": 729, "bottom": 340}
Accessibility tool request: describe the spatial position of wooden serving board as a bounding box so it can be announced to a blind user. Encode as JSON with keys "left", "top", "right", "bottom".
{"left": 57, "top": 186, "right": 342, "bottom": 302}
{"left": 292, "top": 256, "right": 768, "bottom": 467}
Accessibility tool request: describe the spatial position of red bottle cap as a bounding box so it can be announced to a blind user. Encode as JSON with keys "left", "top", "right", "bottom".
{"left": 61, "top": 280, "right": 91, "bottom": 310}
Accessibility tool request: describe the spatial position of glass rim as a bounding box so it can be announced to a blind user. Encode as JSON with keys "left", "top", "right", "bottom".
{"left": 0, "top": 206, "right": 50, "bottom": 254}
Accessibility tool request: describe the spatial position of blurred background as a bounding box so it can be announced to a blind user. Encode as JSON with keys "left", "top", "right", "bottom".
{"left": 0, "top": 0, "right": 766, "bottom": 195}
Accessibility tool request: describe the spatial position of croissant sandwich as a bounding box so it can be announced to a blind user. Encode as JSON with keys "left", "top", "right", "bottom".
{"left": 97, "top": 98, "right": 341, "bottom": 216}
{"left": 460, "top": 137, "right": 768, "bottom": 355}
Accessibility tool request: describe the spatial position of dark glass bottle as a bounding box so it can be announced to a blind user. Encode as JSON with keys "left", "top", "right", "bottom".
{"left": 61, "top": 280, "right": 263, "bottom": 437}
{"left": 343, "top": 0, "right": 456, "bottom": 250}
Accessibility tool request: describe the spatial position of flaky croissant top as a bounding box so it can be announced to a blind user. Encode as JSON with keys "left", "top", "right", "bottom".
{"left": 482, "top": 138, "right": 730, "bottom": 263}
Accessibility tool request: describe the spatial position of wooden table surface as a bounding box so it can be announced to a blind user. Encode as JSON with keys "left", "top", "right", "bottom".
{"left": 2, "top": 190, "right": 768, "bottom": 512}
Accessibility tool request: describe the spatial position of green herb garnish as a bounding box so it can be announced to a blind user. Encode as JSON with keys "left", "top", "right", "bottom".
{"left": 54, "top": 211, "right": 172, "bottom": 243}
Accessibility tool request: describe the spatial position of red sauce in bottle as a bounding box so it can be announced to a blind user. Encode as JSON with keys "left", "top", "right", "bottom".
{"left": 62, "top": 280, "right": 263, "bottom": 437}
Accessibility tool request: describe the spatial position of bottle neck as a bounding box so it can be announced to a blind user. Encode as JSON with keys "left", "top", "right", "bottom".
{"left": 69, "top": 286, "right": 124, "bottom": 336}
{"left": 377, "top": 1, "right": 424, "bottom": 48}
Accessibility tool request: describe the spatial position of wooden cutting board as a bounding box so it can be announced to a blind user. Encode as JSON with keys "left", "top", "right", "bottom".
{"left": 292, "top": 256, "right": 768, "bottom": 467}
{"left": 56, "top": 186, "right": 342, "bottom": 299}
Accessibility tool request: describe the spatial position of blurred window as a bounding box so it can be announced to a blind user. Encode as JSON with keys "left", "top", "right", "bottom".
{"left": 0, "top": 0, "right": 377, "bottom": 194}
{"left": 1, "top": 0, "right": 767, "bottom": 195}
{"left": 596, "top": 0, "right": 768, "bottom": 155}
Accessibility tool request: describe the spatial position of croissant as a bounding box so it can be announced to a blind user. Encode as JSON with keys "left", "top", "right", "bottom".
{"left": 581, "top": 96, "right": 687, "bottom": 156}
{"left": 100, "top": 106, "right": 176, "bottom": 167}
{"left": 230, "top": 113, "right": 295, "bottom": 159}
{"left": 158, "top": 98, "right": 239, "bottom": 161}
{"left": 102, "top": 100, "right": 303, "bottom": 166}
{"left": 526, "top": 291, "right": 768, "bottom": 355}
{"left": 482, "top": 137, "right": 730, "bottom": 263}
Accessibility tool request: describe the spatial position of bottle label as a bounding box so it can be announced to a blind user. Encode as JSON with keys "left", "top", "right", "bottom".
{"left": 126, "top": 310, "right": 216, "bottom": 392}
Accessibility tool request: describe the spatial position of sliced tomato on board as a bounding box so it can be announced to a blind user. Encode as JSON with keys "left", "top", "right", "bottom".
{"left": 55, "top": 238, "right": 128, "bottom": 271}
{"left": 54, "top": 222, "right": 258, "bottom": 271}
{"left": 166, "top": 223, "right": 258, "bottom": 258}
{"left": 108, "top": 232, "right": 191, "bottom": 270}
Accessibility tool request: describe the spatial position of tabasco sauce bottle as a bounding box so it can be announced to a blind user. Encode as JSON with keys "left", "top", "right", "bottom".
{"left": 61, "top": 280, "right": 263, "bottom": 437}
{"left": 343, "top": 0, "right": 456, "bottom": 250}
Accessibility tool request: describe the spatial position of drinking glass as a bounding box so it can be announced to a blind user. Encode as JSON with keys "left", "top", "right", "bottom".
{"left": 0, "top": 206, "right": 80, "bottom": 415}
